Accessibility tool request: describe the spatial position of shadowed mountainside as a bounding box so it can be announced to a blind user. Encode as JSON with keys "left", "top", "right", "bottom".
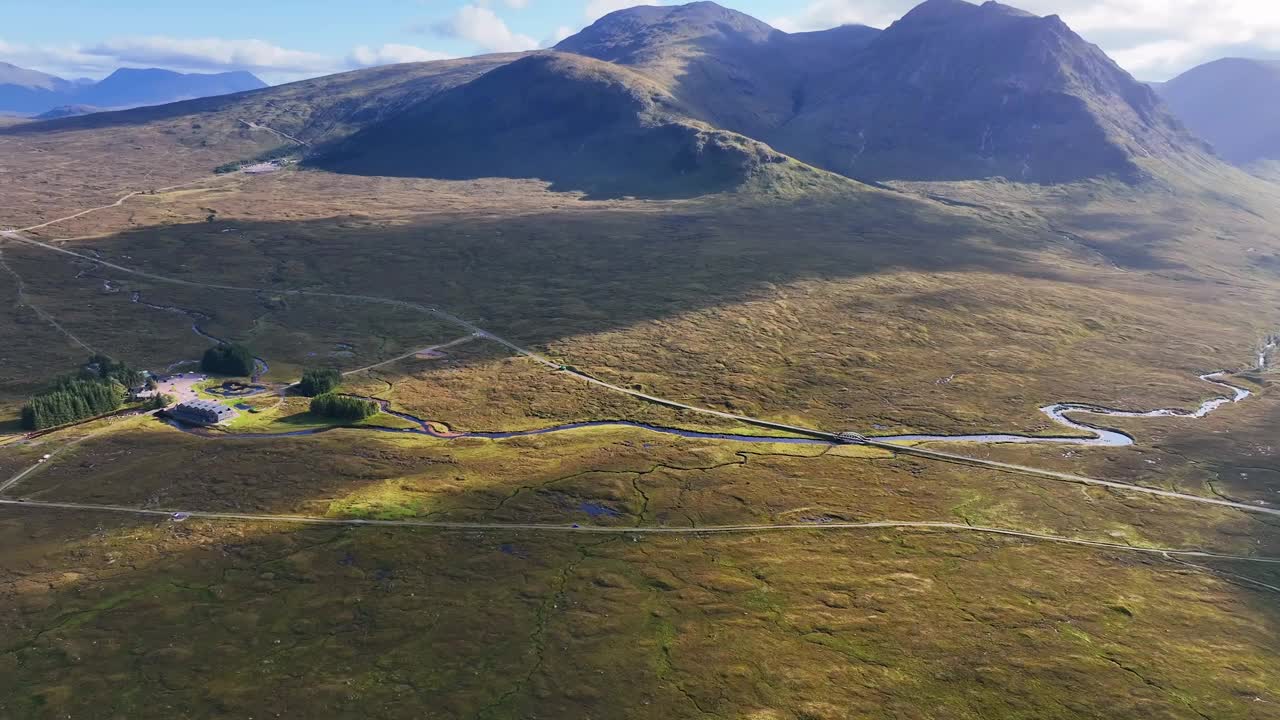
{"left": 314, "top": 53, "right": 846, "bottom": 198}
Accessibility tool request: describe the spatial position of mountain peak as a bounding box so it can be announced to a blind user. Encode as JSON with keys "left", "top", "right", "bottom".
{"left": 556, "top": 1, "right": 777, "bottom": 63}
{"left": 895, "top": 0, "right": 1034, "bottom": 27}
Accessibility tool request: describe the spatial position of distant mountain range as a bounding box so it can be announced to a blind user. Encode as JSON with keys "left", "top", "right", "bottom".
{"left": 0, "top": 63, "right": 266, "bottom": 116}
{"left": 1155, "top": 58, "right": 1280, "bottom": 168}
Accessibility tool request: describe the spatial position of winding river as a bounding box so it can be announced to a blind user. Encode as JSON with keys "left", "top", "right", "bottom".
{"left": 169, "top": 338, "right": 1276, "bottom": 449}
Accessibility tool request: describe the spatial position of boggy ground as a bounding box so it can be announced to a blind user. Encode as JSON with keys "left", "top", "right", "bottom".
{"left": 0, "top": 508, "right": 1277, "bottom": 720}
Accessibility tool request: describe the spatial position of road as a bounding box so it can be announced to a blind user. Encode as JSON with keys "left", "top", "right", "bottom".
{"left": 342, "top": 333, "right": 480, "bottom": 377}
{"left": 865, "top": 440, "right": 1280, "bottom": 519}
{"left": 11, "top": 176, "right": 235, "bottom": 234}
{"left": 237, "top": 119, "right": 311, "bottom": 148}
{"left": 0, "top": 496, "right": 1276, "bottom": 565}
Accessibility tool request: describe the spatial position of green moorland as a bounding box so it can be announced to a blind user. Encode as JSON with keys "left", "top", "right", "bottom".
{"left": 1, "top": 143, "right": 1280, "bottom": 717}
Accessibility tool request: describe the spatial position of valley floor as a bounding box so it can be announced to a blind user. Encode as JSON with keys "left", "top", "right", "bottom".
{"left": 1, "top": 160, "right": 1279, "bottom": 718}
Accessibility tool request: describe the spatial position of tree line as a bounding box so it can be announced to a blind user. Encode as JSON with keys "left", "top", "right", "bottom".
{"left": 20, "top": 355, "right": 141, "bottom": 430}
{"left": 309, "top": 393, "right": 379, "bottom": 420}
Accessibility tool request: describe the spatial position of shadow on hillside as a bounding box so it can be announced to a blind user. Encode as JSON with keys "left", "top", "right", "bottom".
{"left": 36, "top": 190, "right": 1070, "bottom": 354}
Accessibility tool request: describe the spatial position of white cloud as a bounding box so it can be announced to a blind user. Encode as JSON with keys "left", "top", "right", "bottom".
{"left": 503, "top": 0, "right": 530, "bottom": 8}
{"left": 0, "top": 39, "right": 105, "bottom": 77}
{"left": 432, "top": 4, "right": 539, "bottom": 53}
{"left": 544, "top": 25, "right": 576, "bottom": 47}
{"left": 0, "top": 35, "right": 455, "bottom": 84}
{"left": 769, "top": 0, "right": 1280, "bottom": 80}
{"left": 348, "top": 43, "right": 453, "bottom": 68}
{"left": 584, "top": 0, "right": 659, "bottom": 22}
{"left": 770, "top": 0, "right": 903, "bottom": 32}
{"left": 81, "top": 36, "right": 332, "bottom": 75}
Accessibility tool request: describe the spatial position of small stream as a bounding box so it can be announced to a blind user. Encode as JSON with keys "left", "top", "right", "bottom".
{"left": 167, "top": 339, "right": 1275, "bottom": 449}
{"left": 131, "top": 291, "right": 270, "bottom": 379}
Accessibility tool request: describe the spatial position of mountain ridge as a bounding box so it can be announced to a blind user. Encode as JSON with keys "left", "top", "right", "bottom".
{"left": 548, "top": 0, "right": 1204, "bottom": 184}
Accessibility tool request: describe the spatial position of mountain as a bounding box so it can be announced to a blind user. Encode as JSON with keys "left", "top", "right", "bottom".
{"left": 0, "top": 63, "right": 267, "bottom": 115}
{"left": 316, "top": 52, "right": 837, "bottom": 197}
{"left": 71, "top": 68, "right": 266, "bottom": 109}
{"left": 1157, "top": 58, "right": 1280, "bottom": 166}
{"left": 0, "top": 61, "right": 74, "bottom": 114}
{"left": 550, "top": 0, "right": 1202, "bottom": 184}
{"left": 770, "top": 0, "right": 1201, "bottom": 182}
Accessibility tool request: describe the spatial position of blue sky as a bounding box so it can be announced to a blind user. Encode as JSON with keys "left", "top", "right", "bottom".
{"left": 3, "top": 0, "right": 1278, "bottom": 83}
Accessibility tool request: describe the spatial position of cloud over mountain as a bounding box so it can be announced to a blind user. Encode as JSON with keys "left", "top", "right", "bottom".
{"left": 348, "top": 44, "right": 453, "bottom": 68}
{"left": 430, "top": 4, "right": 540, "bottom": 52}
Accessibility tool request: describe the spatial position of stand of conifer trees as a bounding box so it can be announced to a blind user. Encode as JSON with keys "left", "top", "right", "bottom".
{"left": 21, "top": 374, "right": 126, "bottom": 430}
{"left": 298, "top": 368, "right": 342, "bottom": 397}
{"left": 309, "top": 393, "right": 379, "bottom": 420}
{"left": 202, "top": 344, "right": 256, "bottom": 376}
